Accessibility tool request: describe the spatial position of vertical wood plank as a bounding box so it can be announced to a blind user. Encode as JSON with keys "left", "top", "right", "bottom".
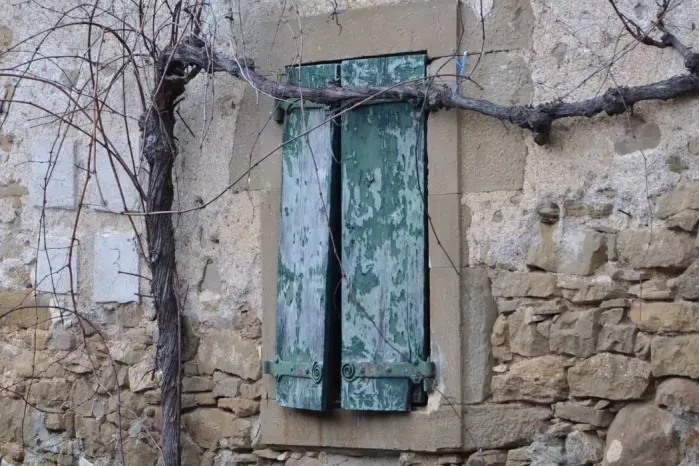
{"left": 340, "top": 55, "right": 427, "bottom": 411}
{"left": 275, "top": 64, "right": 340, "bottom": 410}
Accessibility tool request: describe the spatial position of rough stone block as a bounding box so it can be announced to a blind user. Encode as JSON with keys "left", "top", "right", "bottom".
{"left": 524, "top": 298, "right": 568, "bottom": 316}
{"left": 31, "top": 138, "right": 76, "bottom": 209}
{"left": 630, "top": 301, "right": 699, "bottom": 333}
{"left": 0, "top": 290, "right": 51, "bottom": 329}
{"left": 182, "top": 376, "right": 214, "bottom": 393}
{"left": 463, "top": 403, "right": 551, "bottom": 451}
{"left": 129, "top": 348, "right": 157, "bottom": 393}
{"left": 465, "top": 450, "right": 507, "bottom": 466}
{"left": 666, "top": 210, "right": 699, "bottom": 231}
{"left": 89, "top": 138, "right": 140, "bottom": 212}
{"left": 654, "top": 378, "right": 699, "bottom": 414}
{"left": 549, "top": 309, "right": 601, "bottom": 358}
{"left": 183, "top": 408, "right": 251, "bottom": 449}
{"left": 601, "top": 298, "right": 629, "bottom": 309}
{"left": 93, "top": 232, "right": 139, "bottom": 303}
{"left": 526, "top": 223, "right": 557, "bottom": 272}
{"left": 558, "top": 231, "right": 607, "bottom": 276}
{"left": 597, "top": 324, "right": 636, "bottom": 355}
{"left": 568, "top": 353, "right": 650, "bottom": 400}
{"left": 491, "top": 271, "right": 558, "bottom": 298}
{"left": 218, "top": 398, "right": 260, "bottom": 417}
{"left": 628, "top": 280, "right": 671, "bottom": 300}
{"left": 506, "top": 446, "right": 529, "bottom": 465}
{"left": 669, "top": 259, "right": 699, "bottom": 300}
{"left": 526, "top": 438, "right": 565, "bottom": 465}
{"left": 566, "top": 431, "right": 603, "bottom": 465}
{"left": 508, "top": 310, "right": 549, "bottom": 357}
{"left": 603, "top": 404, "right": 680, "bottom": 466}
{"left": 35, "top": 236, "right": 78, "bottom": 294}
{"left": 492, "top": 355, "right": 568, "bottom": 403}
{"left": 651, "top": 335, "right": 699, "bottom": 378}
{"left": 554, "top": 402, "right": 614, "bottom": 427}
{"left": 195, "top": 328, "right": 261, "bottom": 380}
{"left": 600, "top": 308, "right": 624, "bottom": 325}
{"left": 617, "top": 229, "right": 696, "bottom": 269}
{"left": 564, "top": 202, "right": 614, "bottom": 219}
{"left": 212, "top": 373, "right": 241, "bottom": 398}
{"left": 557, "top": 276, "right": 626, "bottom": 304}
{"left": 655, "top": 180, "right": 699, "bottom": 219}
{"left": 462, "top": 267, "right": 497, "bottom": 404}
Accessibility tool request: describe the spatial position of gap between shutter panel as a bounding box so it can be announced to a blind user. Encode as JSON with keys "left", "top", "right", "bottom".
{"left": 339, "top": 55, "right": 430, "bottom": 411}
{"left": 268, "top": 63, "right": 341, "bottom": 411}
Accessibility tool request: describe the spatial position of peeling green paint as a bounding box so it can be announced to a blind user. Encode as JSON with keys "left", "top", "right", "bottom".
{"left": 275, "top": 63, "right": 340, "bottom": 411}
{"left": 340, "top": 55, "right": 427, "bottom": 411}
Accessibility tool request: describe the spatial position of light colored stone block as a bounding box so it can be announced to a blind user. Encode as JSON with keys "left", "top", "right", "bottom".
{"left": 93, "top": 232, "right": 139, "bottom": 303}
{"left": 462, "top": 267, "right": 497, "bottom": 404}
{"left": 31, "top": 139, "right": 76, "bottom": 209}
{"left": 89, "top": 138, "right": 141, "bottom": 212}
{"left": 229, "top": 87, "right": 267, "bottom": 191}
{"left": 260, "top": 189, "right": 281, "bottom": 397}
{"left": 427, "top": 58, "right": 459, "bottom": 196}
{"left": 429, "top": 194, "right": 461, "bottom": 269}
{"left": 459, "top": 112, "right": 527, "bottom": 193}
{"left": 430, "top": 267, "right": 462, "bottom": 406}
{"left": 258, "top": 0, "right": 458, "bottom": 73}
{"left": 36, "top": 236, "right": 78, "bottom": 294}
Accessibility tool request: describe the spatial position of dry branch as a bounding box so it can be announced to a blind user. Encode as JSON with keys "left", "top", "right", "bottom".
{"left": 171, "top": 36, "right": 699, "bottom": 145}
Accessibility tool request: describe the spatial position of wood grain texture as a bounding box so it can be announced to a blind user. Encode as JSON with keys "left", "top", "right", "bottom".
{"left": 275, "top": 63, "right": 339, "bottom": 411}
{"left": 340, "top": 55, "right": 427, "bottom": 411}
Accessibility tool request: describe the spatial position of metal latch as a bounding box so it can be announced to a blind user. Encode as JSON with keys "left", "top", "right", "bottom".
{"left": 263, "top": 358, "right": 323, "bottom": 384}
{"left": 341, "top": 359, "right": 436, "bottom": 393}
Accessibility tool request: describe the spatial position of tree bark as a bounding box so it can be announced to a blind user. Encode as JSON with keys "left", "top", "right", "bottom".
{"left": 141, "top": 50, "right": 187, "bottom": 466}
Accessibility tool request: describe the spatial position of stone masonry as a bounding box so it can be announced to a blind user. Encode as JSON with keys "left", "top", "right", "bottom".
{"left": 2, "top": 0, "right": 699, "bottom": 465}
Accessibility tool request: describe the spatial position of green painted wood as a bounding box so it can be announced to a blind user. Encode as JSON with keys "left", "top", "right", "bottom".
{"left": 340, "top": 55, "right": 427, "bottom": 411}
{"left": 275, "top": 63, "right": 340, "bottom": 411}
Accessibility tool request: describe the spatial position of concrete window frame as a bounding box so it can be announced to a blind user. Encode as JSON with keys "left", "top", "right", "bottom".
{"left": 251, "top": 0, "right": 481, "bottom": 452}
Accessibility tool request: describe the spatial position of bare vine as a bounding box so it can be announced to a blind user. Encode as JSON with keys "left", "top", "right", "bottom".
{"left": 1, "top": 0, "right": 698, "bottom": 464}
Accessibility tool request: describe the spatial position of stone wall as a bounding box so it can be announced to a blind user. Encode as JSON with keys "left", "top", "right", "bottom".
{"left": 1, "top": 0, "right": 699, "bottom": 465}
{"left": 486, "top": 179, "right": 699, "bottom": 464}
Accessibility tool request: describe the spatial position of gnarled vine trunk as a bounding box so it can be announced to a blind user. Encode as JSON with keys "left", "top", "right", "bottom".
{"left": 141, "top": 50, "right": 187, "bottom": 466}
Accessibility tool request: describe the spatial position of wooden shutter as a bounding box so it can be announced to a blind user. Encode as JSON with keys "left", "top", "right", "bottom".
{"left": 340, "top": 55, "right": 429, "bottom": 411}
{"left": 270, "top": 64, "right": 340, "bottom": 411}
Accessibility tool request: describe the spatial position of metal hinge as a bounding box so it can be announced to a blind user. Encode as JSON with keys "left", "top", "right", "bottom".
{"left": 341, "top": 359, "right": 436, "bottom": 393}
{"left": 273, "top": 100, "right": 329, "bottom": 123}
{"left": 263, "top": 358, "right": 323, "bottom": 384}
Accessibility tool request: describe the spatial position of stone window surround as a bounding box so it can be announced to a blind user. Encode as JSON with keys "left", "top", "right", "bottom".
{"left": 254, "top": 0, "right": 485, "bottom": 452}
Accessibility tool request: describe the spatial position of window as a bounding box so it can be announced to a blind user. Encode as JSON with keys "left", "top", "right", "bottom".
{"left": 263, "top": 55, "right": 434, "bottom": 412}
{"left": 251, "top": 0, "right": 477, "bottom": 452}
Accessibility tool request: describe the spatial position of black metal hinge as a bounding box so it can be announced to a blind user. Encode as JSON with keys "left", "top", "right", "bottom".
{"left": 263, "top": 358, "right": 323, "bottom": 384}
{"left": 341, "top": 359, "right": 436, "bottom": 393}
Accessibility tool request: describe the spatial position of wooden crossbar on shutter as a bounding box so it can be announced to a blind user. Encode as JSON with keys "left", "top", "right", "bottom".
{"left": 339, "top": 55, "right": 428, "bottom": 411}
{"left": 272, "top": 63, "right": 340, "bottom": 411}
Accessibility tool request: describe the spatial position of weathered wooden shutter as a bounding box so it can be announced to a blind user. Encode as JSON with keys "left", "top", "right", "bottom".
{"left": 339, "top": 55, "right": 430, "bottom": 411}
{"left": 267, "top": 64, "right": 340, "bottom": 411}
